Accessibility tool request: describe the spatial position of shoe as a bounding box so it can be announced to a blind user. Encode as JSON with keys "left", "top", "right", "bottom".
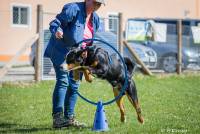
{"left": 52, "top": 112, "right": 68, "bottom": 128}
{"left": 65, "top": 116, "right": 87, "bottom": 128}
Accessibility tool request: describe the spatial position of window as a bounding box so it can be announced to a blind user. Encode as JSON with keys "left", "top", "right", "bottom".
{"left": 11, "top": 4, "right": 31, "bottom": 27}
{"left": 108, "top": 14, "right": 118, "bottom": 34}
{"left": 167, "top": 24, "right": 177, "bottom": 35}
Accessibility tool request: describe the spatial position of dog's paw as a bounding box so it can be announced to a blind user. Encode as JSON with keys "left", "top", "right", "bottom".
{"left": 85, "top": 77, "right": 93, "bottom": 83}
{"left": 121, "top": 116, "right": 126, "bottom": 123}
{"left": 137, "top": 115, "right": 144, "bottom": 124}
{"left": 83, "top": 70, "right": 93, "bottom": 83}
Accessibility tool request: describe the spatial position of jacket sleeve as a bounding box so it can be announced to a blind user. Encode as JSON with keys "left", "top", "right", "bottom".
{"left": 93, "top": 13, "right": 100, "bottom": 33}
{"left": 49, "top": 3, "right": 78, "bottom": 35}
{"left": 95, "top": 17, "right": 100, "bottom": 32}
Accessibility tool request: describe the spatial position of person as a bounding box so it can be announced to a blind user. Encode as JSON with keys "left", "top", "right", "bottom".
{"left": 44, "top": 0, "right": 105, "bottom": 128}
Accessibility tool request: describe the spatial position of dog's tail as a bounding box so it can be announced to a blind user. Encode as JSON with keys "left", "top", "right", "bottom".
{"left": 124, "top": 57, "right": 137, "bottom": 77}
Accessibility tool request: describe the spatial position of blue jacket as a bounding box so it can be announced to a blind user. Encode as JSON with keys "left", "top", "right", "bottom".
{"left": 44, "top": 2, "right": 100, "bottom": 66}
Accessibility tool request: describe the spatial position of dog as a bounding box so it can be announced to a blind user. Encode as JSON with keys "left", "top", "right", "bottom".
{"left": 66, "top": 45, "right": 144, "bottom": 124}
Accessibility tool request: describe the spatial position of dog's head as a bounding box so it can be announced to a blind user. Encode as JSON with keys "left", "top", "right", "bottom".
{"left": 66, "top": 45, "right": 97, "bottom": 65}
{"left": 66, "top": 47, "right": 84, "bottom": 64}
{"left": 65, "top": 46, "right": 96, "bottom": 82}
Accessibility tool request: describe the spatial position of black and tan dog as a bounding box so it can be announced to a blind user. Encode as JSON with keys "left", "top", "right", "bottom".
{"left": 66, "top": 46, "right": 144, "bottom": 124}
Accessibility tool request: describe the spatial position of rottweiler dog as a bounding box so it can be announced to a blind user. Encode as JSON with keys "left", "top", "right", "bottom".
{"left": 66, "top": 46, "right": 144, "bottom": 124}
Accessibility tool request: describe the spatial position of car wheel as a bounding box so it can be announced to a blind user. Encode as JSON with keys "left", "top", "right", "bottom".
{"left": 162, "top": 54, "right": 177, "bottom": 73}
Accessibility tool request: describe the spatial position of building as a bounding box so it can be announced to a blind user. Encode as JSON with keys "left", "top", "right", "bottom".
{"left": 0, "top": 0, "right": 199, "bottom": 65}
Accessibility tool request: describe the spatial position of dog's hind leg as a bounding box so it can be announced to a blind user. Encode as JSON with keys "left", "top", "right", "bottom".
{"left": 126, "top": 81, "right": 144, "bottom": 124}
{"left": 113, "top": 87, "right": 126, "bottom": 123}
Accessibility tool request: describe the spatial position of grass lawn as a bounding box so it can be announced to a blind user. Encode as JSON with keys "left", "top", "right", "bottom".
{"left": 0, "top": 74, "right": 200, "bottom": 134}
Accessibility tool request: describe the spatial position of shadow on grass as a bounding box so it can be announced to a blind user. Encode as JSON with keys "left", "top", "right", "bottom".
{"left": 0, "top": 122, "right": 91, "bottom": 133}
{"left": 0, "top": 123, "right": 17, "bottom": 129}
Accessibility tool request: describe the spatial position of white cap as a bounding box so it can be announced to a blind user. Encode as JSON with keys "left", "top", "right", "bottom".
{"left": 96, "top": 0, "right": 105, "bottom": 5}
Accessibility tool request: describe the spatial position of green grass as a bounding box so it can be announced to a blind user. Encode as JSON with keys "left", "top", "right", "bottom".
{"left": 0, "top": 74, "right": 200, "bottom": 134}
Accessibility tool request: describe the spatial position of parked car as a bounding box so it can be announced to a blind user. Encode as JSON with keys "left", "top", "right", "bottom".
{"left": 126, "top": 18, "right": 200, "bottom": 72}
{"left": 128, "top": 40, "right": 200, "bottom": 73}
{"left": 148, "top": 41, "right": 200, "bottom": 72}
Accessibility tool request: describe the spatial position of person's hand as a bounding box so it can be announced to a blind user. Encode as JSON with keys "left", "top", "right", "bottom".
{"left": 55, "top": 31, "right": 63, "bottom": 39}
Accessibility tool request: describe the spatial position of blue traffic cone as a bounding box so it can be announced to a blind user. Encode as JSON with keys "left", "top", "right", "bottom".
{"left": 92, "top": 101, "right": 109, "bottom": 132}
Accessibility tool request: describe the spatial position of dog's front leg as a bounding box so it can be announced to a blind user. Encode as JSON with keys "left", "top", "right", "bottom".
{"left": 83, "top": 69, "right": 92, "bottom": 83}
